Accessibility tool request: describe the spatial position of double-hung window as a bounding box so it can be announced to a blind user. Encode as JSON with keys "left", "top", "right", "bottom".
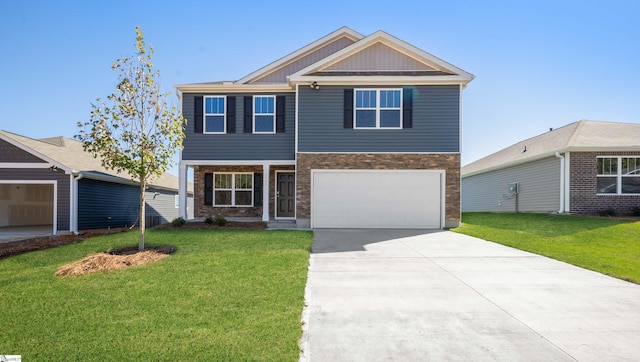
{"left": 597, "top": 156, "right": 640, "bottom": 194}
{"left": 214, "top": 173, "right": 253, "bottom": 206}
{"left": 254, "top": 96, "right": 275, "bottom": 133}
{"left": 204, "top": 96, "right": 226, "bottom": 133}
{"left": 354, "top": 89, "right": 402, "bottom": 129}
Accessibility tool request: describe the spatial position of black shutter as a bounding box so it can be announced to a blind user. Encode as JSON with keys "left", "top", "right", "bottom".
{"left": 343, "top": 89, "right": 353, "bottom": 128}
{"left": 244, "top": 96, "right": 253, "bottom": 133}
{"left": 226, "top": 96, "right": 236, "bottom": 133}
{"left": 403, "top": 88, "right": 413, "bottom": 129}
{"left": 254, "top": 173, "right": 263, "bottom": 206}
{"left": 194, "top": 96, "right": 203, "bottom": 133}
{"left": 276, "top": 95, "right": 286, "bottom": 133}
{"left": 204, "top": 173, "right": 213, "bottom": 206}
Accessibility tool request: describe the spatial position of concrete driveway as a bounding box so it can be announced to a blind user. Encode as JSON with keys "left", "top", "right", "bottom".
{"left": 300, "top": 229, "right": 640, "bottom": 361}
{"left": 0, "top": 225, "right": 53, "bottom": 244}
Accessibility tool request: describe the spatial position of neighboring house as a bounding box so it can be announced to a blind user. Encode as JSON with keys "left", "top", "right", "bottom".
{"left": 0, "top": 131, "right": 194, "bottom": 235}
{"left": 461, "top": 120, "right": 640, "bottom": 215}
{"left": 175, "top": 27, "right": 474, "bottom": 229}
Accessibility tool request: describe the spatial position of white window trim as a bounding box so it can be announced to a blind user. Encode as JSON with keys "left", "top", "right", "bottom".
{"left": 213, "top": 172, "right": 254, "bottom": 207}
{"left": 596, "top": 156, "right": 640, "bottom": 195}
{"left": 174, "top": 194, "right": 179, "bottom": 209}
{"left": 253, "top": 95, "right": 276, "bottom": 134}
{"left": 204, "top": 96, "right": 226, "bottom": 134}
{"left": 354, "top": 88, "right": 403, "bottom": 129}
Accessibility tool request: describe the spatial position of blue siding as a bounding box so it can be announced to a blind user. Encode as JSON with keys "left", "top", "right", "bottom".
{"left": 298, "top": 85, "right": 460, "bottom": 153}
{"left": 181, "top": 93, "right": 295, "bottom": 161}
{"left": 0, "top": 140, "right": 46, "bottom": 163}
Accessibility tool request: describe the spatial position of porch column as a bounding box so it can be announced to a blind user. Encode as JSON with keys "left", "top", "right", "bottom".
{"left": 178, "top": 163, "right": 188, "bottom": 219}
{"left": 262, "top": 164, "right": 270, "bottom": 222}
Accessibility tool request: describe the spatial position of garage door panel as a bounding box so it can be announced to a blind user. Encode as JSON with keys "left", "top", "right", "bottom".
{"left": 312, "top": 170, "right": 442, "bottom": 229}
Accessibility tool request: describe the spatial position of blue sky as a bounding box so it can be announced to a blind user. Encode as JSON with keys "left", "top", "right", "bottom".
{"left": 1, "top": 0, "right": 639, "bottom": 174}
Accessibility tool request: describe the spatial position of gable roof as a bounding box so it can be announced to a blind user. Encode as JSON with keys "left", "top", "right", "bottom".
{"left": 462, "top": 120, "right": 640, "bottom": 177}
{"left": 175, "top": 26, "right": 473, "bottom": 92}
{"left": 0, "top": 130, "right": 187, "bottom": 192}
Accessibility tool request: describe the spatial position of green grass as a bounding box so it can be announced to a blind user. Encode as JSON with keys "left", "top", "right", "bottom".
{"left": 0, "top": 229, "right": 312, "bottom": 361}
{"left": 452, "top": 212, "right": 640, "bottom": 283}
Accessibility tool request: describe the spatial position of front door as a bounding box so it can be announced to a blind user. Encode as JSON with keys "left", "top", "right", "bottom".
{"left": 276, "top": 172, "right": 295, "bottom": 218}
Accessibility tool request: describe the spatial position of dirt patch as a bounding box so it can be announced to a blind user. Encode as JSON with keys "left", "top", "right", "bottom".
{"left": 56, "top": 245, "right": 176, "bottom": 277}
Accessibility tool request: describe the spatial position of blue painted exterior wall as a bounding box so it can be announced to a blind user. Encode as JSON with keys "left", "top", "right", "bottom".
{"left": 297, "top": 85, "right": 460, "bottom": 153}
{"left": 181, "top": 93, "right": 296, "bottom": 161}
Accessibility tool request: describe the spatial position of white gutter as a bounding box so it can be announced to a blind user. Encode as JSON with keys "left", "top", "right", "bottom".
{"left": 72, "top": 171, "right": 84, "bottom": 234}
{"left": 555, "top": 152, "right": 565, "bottom": 213}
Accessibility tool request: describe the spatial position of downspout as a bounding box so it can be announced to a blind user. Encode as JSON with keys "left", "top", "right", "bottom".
{"left": 72, "top": 171, "right": 84, "bottom": 234}
{"left": 555, "top": 152, "right": 565, "bottom": 213}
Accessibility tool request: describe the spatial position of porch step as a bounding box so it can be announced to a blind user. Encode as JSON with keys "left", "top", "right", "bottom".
{"left": 267, "top": 220, "right": 297, "bottom": 230}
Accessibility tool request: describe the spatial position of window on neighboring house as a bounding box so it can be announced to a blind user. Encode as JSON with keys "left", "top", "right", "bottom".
{"left": 174, "top": 195, "right": 179, "bottom": 209}
{"left": 354, "top": 89, "right": 402, "bottom": 129}
{"left": 214, "top": 173, "right": 253, "bottom": 206}
{"left": 254, "top": 96, "right": 275, "bottom": 133}
{"left": 204, "top": 96, "right": 225, "bottom": 133}
{"left": 597, "top": 156, "right": 640, "bottom": 194}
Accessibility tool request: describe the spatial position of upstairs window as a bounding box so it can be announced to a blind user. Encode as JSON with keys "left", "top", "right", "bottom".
{"left": 597, "top": 156, "right": 640, "bottom": 194}
{"left": 354, "top": 89, "right": 402, "bottom": 129}
{"left": 254, "top": 96, "right": 275, "bottom": 133}
{"left": 204, "top": 96, "right": 226, "bottom": 133}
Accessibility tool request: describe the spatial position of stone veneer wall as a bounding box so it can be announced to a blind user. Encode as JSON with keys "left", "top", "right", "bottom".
{"left": 296, "top": 153, "right": 461, "bottom": 228}
{"left": 570, "top": 151, "right": 640, "bottom": 215}
{"left": 194, "top": 165, "right": 295, "bottom": 219}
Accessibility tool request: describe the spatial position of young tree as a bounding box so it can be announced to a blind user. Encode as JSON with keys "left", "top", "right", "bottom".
{"left": 76, "top": 27, "right": 185, "bottom": 251}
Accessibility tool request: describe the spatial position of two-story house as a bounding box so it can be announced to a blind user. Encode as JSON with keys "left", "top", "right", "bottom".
{"left": 176, "top": 27, "right": 473, "bottom": 229}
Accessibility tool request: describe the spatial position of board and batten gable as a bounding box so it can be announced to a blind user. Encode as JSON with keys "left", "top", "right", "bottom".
{"left": 181, "top": 92, "right": 295, "bottom": 161}
{"left": 461, "top": 156, "right": 561, "bottom": 212}
{"left": 297, "top": 85, "right": 460, "bottom": 153}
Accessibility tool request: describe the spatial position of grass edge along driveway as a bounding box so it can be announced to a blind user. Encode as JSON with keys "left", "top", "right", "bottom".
{"left": 0, "top": 229, "right": 312, "bottom": 361}
{"left": 452, "top": 212, "right": 640, "bottom": 284}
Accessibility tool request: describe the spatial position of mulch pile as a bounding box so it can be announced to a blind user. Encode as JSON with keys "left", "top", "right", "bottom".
{"left": 55, "top": 245, "right": 176, "bottom": 277}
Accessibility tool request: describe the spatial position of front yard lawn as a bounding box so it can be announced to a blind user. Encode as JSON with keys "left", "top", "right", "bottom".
{"left": 0, "top": 229, "right": 312, "bottom": 361}
{"left": 453, "top": 213, "right": 640, "bottom": 283}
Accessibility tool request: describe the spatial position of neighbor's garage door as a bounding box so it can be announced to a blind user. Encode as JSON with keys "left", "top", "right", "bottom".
{"left": 311, "top": 170, "right": 443, "bottom": 229}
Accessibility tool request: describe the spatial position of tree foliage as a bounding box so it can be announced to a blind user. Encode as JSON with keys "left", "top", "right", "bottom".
{"left": 76, "top": 27, "right": 185, "bottom": 250}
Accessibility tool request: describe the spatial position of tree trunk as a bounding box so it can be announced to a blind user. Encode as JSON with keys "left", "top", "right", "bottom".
{"left": 139, "top": 179, "right": 146, "bottom": 251}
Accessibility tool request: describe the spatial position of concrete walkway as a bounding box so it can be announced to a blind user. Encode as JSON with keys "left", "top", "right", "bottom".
{"left": 0, "top": 225, "right": 53, "bottom": 244}
{"left": 300, "top": 229, "right": 640, "bottom": 361}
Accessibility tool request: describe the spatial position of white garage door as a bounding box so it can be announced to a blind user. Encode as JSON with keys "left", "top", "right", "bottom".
{"left": 311, "top": 170, "right": 443, "bottom": 229}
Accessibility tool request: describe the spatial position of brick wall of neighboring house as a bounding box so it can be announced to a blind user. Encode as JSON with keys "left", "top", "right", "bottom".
{"left": 194, "top": 165, "right": 294, "bottom": 219}
{"left": 296, "top": 153, "right": 461, "bottom": 227}
{"left": 570, "top": 151, "right": 640, "bottom": 215}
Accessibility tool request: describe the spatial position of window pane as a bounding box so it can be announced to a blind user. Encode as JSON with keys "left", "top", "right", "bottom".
{"left": 622, "top": 177, "right": 640, "bottom": 194}
{"left": 597, "top": 157, "right": 617, "bottom": 175}
{"left": 205, "top": 115, "right": 224, "bottom": 133}
{"left": 255, "top": 115, "right": 274, "bottom": 132}
{"left": 206, "top": 97, "right": 224, "bottom": 114}
{"left": 235, "top": 174, "right": 252, "bottom": 189}
{"left": 235, "top": 191, "right": 252, "bottom": 206}
{"left": 255, "top": 97, "right": 274, "bottom": 114}
{"left": 380, "top": 110, "right": 401, "bottom": 127}
{"left": 356, "top": 90, "right": 376, "bottom": 108}
{"left": 622, "top": 157, "right": 640, "bottom": 175}
{"left": 597, "top": 177, "right": 617, "bottom": 193}
{"left": 355, "top": 110, "right": 376, "bottom": 127}
{"left": 215, "top": 174, "right": 231, "bottom": 188}
{"left": 380, "top": 90, "right": 400, "bottom": 108}
{"left": 215, "top": 190, "right": 232, "bottom": 205}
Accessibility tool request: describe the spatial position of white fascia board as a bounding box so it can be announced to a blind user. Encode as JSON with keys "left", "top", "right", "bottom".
{"left": 235, "top": 27, "right": 365, "bottom": 85}
{"left": 289, "top": 30, "right": 475, "bottom": 83}
{"left": 289, "top": 75, "right": 472, "bottom": 86}
{"left": 0, "top": 133, "right": 72, "bottom": 174}
{"left": 175, "top": 83, "right": 294, "bottom": 93}
{"left": 0, "top": 162, "right": 56, "bottom": 168}
{"left": 181, "top": 160, "right": 295, "bottom": 166}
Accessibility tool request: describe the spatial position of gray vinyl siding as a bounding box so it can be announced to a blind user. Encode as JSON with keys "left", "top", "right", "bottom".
{"left": 0, "top": 140, "right": 46, "bottom": 163}
{"left": 0, "top": 168, "right": 71, "bottom": 231}
{"left": 181, "top": 93, "right": 295, "bottom": 161}
{"left": 78, "top": 179, "right": 186, "bottom": 229}
{"left": 461, "top": 157, "right": 561, "bottom": 212}
{"left": 298, "top": 85, "right": 460, "bottom": 153}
